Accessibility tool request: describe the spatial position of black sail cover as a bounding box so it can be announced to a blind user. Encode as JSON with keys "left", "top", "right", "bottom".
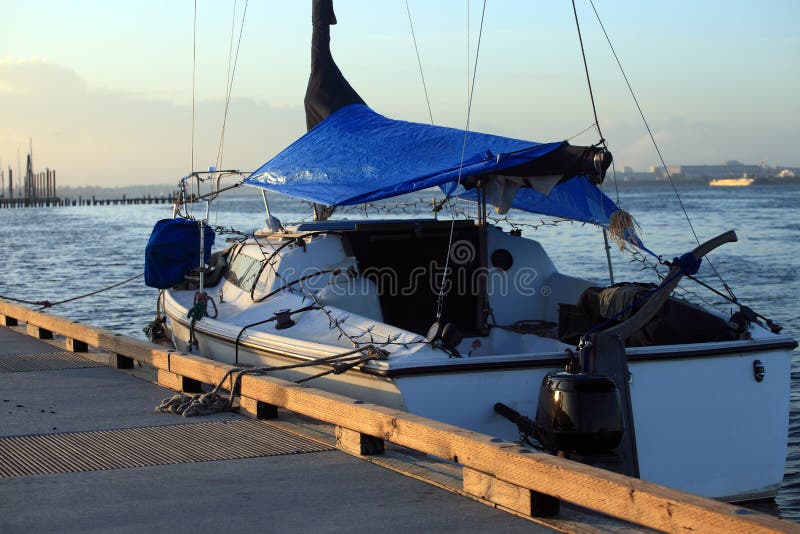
{"left": 304, "top": 0, "right": 366, "bottom": 131}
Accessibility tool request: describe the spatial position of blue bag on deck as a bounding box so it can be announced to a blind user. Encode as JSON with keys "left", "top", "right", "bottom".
{"left": 144, "top": 218, "right": 215, "bottom": 289}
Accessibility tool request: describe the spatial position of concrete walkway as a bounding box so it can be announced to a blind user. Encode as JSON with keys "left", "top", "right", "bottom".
{"left": 0, "top": 326, "right": 546, "bottom": 533}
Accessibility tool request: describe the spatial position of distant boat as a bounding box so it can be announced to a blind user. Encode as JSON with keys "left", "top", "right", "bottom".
{"left": 709, "top": 177, "right": 755, "bottom": 187}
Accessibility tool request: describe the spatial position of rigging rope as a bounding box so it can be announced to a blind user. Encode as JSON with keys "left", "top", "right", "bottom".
{"left": 585, "top": 0, "right": 736, "bottom": 302}
{"left": 155, "top": 345, "right": 388, "bottom": 417}
{"left": 213, "top": 0, "right": 239, "bottom": 228}
{"left": 570, "top": 0, "right": 617, "bottom": 284}
{"left": 0, "top": 273, "right": 144, "bottom": 310}
{"left": 436, "top": 0, "right": 487, "bottom": 321}
{"left": 567, "top": 122, "right": 601, "bottom": 142}
{"left": 191, "top": 0, "right": 197, "bottom": 179}
{"left": 571, "top": 0, "right": 602, "bottom": 144}
{"left": 404, "top": 0, "right": 434, "bottom": 125}
{"left": 215, "top": 0, "right": 249, "bottom": 171}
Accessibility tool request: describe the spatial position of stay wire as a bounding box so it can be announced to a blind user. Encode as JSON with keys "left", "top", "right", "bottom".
{"left": 191, "top": 0, "right": 197, "bottom": 176}
{"left": 571, "top": 0, "right": 602, "bottom": 141}
{"left": 213, "top": 0, "right": 238, "bottom": 228}
{"left": 570, "top": 0, "right": 619, "bottom": 204}
{"left": 404, "top": 0, "right": 434, "bottom": 125}
{"left": 585, "top": 0, "right": 736, "bottom": 301}
{"left": 436, "top": 0, "right": 487, "bottom": 321}
{"left": 567, "top": 122, "right": 600, "bottom": 142}
{"left": 224, "top": 1, "right": 237, "bottom": 128}
{"left": 216, "top": 0, "right": 249, "bottom": 171}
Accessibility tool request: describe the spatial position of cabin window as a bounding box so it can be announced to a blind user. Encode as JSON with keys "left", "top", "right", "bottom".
{"left": 225, "top": 250, "right": 261, "bottom": 291}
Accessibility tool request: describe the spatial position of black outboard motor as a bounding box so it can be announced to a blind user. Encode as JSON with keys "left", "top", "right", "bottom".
{"left": 495, "top": 367, "right": 624, "bottom": 456}
{"left": 493, "top": 368, "right": 623, "bottom": 519}
{"left": 534, "top": 371, "right": 623, "bottom": 454}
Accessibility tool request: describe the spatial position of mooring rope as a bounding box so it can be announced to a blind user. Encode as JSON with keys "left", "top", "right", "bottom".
{"left": 155, "top": 345, "right": 388, "bottom": 417}
{"left": 0, "top": 273, "right": 144, "bottom": 310}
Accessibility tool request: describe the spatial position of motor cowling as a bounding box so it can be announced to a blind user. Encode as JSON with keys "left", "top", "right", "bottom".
{"left": 534, "top": 371, "right": 624, "bottom": 454}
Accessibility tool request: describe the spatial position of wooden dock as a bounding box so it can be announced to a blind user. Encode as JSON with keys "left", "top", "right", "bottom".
{"left": 0, "top": 299, "right": 797, "bottom": 533}
{"left": 0, "top": 152, "right": 178, "bottom": 208}
{"left": 0, "top": 194, "right": 177, "bottom": 208}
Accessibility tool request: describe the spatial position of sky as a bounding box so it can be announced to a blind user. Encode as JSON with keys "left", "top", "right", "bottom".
{"left": 0, "top": 0, "right": 798, "bottom": 187}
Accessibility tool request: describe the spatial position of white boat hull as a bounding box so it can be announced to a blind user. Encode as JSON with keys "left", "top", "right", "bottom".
{"left": 167, "top": 310, "right": 792, "bottom": 502}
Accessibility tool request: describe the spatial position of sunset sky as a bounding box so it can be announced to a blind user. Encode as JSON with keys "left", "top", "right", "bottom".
{"left": 1, "top": 0, "right": 798, "bottom": 186}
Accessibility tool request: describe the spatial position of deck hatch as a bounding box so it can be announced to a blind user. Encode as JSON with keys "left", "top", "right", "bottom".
{"left": 0, "top": 420, "right": 332, "bottom": 477}
{"left": 0, "top": 352, "right": 105, "bottom": 373}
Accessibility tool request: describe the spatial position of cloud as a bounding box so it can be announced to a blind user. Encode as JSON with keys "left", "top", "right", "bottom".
{"left": 1, "top": 59, "right": 796, "bottom": 187}
{"left": 0, "top": 60, "right": 305, "bottom": 186}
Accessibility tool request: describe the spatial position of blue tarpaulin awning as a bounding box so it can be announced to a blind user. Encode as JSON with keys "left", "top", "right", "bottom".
{"left": 244, "top": 103, "right": 623, "bottom": 229}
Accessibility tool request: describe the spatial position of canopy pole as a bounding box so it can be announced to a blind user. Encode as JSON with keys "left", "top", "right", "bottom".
{"left": 261, "top": 189, "right": 283, "bottom": 232}
{"left": 477, "top": 181, "right": 490, "bottom": 334}
{"left": 198, "top": 218, "right": 205, "bottom": 296}
{"left": 261, "top": 190, "right": 272, "bottom": 220}
{"left": 602, "top": 228, "right": 615, "bottom": 285}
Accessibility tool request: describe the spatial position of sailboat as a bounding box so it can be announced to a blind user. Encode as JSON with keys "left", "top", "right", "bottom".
{"left": 147, "top": 0, "right": 796, "bottom": 502}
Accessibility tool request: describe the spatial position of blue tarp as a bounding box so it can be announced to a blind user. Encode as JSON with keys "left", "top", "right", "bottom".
{"left": 244, "top": 103, "right": 621, "bottom": 228}
{"left": 442, "top": 175, "right": 619, "bottom": 227}
{"left": 144, "top": 219, "right": 215, "bottom": 289}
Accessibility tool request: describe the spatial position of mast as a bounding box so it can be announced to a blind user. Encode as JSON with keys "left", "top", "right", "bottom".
{"left": 305, "top": 0, "right": 366, "bottom": 221}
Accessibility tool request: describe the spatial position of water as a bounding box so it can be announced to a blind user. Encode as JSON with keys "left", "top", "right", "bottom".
{"left": 1, "top": 182, "right": 798, "bottom": 517}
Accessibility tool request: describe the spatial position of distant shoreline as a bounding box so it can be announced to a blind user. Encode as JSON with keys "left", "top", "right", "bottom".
{"left": 612, "top": 176, "right": 800, "bottom": 187}
{"left": 44, "top": 176, "right": 800, "bottom": 201}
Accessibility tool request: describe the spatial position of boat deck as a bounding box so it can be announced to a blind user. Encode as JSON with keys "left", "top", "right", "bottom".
{"left": 0, "top": 325, "right": 568, "bottom": 533}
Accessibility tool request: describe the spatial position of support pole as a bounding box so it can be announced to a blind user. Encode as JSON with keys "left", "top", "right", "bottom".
{"left": 198, "top": 219, "right": 205, "bottom": 296}
{"left": 602, "top": 228, "right": 615, "bottom": 285}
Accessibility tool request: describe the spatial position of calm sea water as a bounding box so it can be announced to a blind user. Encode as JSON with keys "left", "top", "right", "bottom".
{"left": 1, "top": 182, "right": 798, "bottom": 517}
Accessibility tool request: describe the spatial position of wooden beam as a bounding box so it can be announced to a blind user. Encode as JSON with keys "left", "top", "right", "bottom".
{"left": 26, "top": 323, "right": 53, "bottom": 340}
{"left": 463, "top": 467, "right": 559, "bottom": 517}
{"left": 111, "top": 353, "right": 134, "bottom": 369}
{"left": 336, "top": 426, "right": 385, "bottom": 456}
{"left": 157, "top": 369, "right": 183, "bottom": 391}
{"left": 65, "top": 338, "right": 88, "bottom": 353}
{"left": 0, "top": 313, "right": 18, "bottom": 326}
{"left": 169, "top": 352, "right": 231, "bottom": 386}
{"left": 157, "top": 369, "right": 202, "bottom": 394}
{"left": 239, "top": 396, "right": 278, "bottom": 419}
